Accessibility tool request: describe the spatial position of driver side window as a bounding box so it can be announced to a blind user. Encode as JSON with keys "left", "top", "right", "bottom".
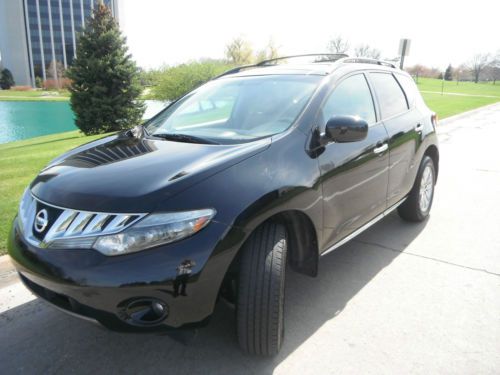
{"left": 322, "top": 74, "right": 376, "bottom": 125}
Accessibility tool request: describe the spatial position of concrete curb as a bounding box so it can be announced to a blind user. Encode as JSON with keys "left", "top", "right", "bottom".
{"left": 0, "top": 254, "right": 17, "bottom": 287}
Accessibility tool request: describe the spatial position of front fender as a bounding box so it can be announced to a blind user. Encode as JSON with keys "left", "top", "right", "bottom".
{"left": 155, "top": 130, "right": 324, "bottom": 275}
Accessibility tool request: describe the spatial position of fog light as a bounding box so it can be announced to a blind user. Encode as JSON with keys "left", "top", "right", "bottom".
{"left": 119, "top": 298, "right": 169, "bottom": 326}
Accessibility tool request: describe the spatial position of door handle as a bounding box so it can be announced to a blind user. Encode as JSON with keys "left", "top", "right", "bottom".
{"left": 415, "top": 123, "right": 424, "bottom": 132}
{"left": 373, "top": 143, "right": 388, "bottom": 154}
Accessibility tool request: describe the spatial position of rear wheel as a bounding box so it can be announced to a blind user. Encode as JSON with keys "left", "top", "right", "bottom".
{"left": 236, "top": 222, "right": 287, "bottom": 356}
{"left": 398, "top": 156, "right": 436, "bottom": 222}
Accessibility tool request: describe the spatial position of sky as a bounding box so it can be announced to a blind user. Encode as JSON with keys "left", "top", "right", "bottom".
{"left": 119, "top": 0, "right": 499, "bottom": 71}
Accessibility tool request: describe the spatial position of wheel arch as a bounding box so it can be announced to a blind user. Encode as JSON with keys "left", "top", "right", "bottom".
{"left": 424, "top": 144, "right": 439, "bottom": 181}
{"left": 227, "top": 209, "right": 320, "bottom": 278}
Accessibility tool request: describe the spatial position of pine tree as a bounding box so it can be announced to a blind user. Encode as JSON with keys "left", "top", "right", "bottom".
{"left": 0, "top": 68, "right": 15, "bottom": 89}
{"left": 444, "top": 64, "right": 453, "bottom": 81}
{"left": 66, "top": 3, "right": 144, "bottom": 135}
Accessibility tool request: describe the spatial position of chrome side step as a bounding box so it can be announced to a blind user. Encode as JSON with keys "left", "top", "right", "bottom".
{"left": 321, "top": 199, "right": 405, "bottom": 257}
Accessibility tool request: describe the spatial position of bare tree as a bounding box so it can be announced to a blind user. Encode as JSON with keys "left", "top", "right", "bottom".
{"left": 466, "top": 53, "right": 490, "bottom": 83}
{"left": 46, "top": 60, "right": 65, "bottom": 88}
{"left": 354, "top": 44, "right": 381, "bottom": 59}
{"left": 484, "top": 63, "right": 500, "bottom": 84}
{"left": 454, "top": 64, "right": 469, "bottom": 84}
{"left": 225, "top": 37, "right": 253, "bottom": 65}
{"left": 326, "top": 35, "right": 350, "bottom": 54}
{"left": 486, "top": 53, "right": 500, "bottom": 84}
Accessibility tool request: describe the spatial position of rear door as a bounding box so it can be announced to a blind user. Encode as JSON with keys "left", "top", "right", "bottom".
{"left": 318, "top": 73, "right": 390, "bottom": 249}
{"left": 368, "top": 72, "right": 421, "bottom": 207}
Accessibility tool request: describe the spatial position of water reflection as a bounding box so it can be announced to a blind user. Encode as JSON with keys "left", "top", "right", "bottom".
{"left": 0, "top": 100, "right": 168, "bottom": 144}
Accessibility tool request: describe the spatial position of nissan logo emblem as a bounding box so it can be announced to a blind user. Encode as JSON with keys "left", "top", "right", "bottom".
{"left": 34, "top": 209, "right": 49, "bottom": 233}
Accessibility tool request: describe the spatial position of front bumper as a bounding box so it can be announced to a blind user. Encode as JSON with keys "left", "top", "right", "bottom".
{"left": 8, "top": 218, "right": 240, "bottom": 332}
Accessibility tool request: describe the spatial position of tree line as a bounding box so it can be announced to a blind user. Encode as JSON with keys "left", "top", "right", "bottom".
{"left": 143, "top": 36, "right": 386, "bottom": 101}
{"left": 407, "top": 55, "right": 500, "bottom": 84}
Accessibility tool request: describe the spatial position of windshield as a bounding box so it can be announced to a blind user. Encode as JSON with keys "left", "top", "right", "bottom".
{"left": 145, "top": 75, "right": 322, "bottom": 144}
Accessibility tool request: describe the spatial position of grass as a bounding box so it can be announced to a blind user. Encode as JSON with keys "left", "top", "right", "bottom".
{"left": 1, "top": 78, "right": 500, "bottom": 255}
{"left": 416, "top": 77, "right": 500, "bottom": 97}
{"left": 0, "top": 131, "right": 109, "bottom": 255}
{"left": 421, "top": 92, "right": 500, "bottom": 118}
{"left": 416, "top": 77, "right": 500, "bottom": 118}
{"left": 0, "top": 89, "right": 70, "bottom": 102}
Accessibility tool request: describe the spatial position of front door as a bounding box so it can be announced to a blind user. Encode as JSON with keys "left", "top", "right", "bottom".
{"left": 318, "top": 73, "right": 390, "bottom": 250}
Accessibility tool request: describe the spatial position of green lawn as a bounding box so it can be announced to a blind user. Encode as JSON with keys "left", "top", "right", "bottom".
{"left": 416, "top": 77, "right": 500, "bottom": 97}
{"left": 421, "top": 92, "right": 500, "bottom": 118}
{"left": 1, "top": 78, "right": 500, "bottom": 255}
{"left": 0, "top": 89, "right": 70, "bottom": 101}
{"left": 416, "top": 78, "right": 500, "bottom": 119}
{"left": 0, "top": 131, "right": 109, "bottom": 255}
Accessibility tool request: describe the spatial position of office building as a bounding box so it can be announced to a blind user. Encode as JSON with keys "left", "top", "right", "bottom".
{"left": 0, "top": 0, "right": 119, "bottom": 87}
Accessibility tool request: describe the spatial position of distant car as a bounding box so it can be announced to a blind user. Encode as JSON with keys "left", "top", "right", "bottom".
{"left": 8, "top": 54, "right": 439, "bottom": 355}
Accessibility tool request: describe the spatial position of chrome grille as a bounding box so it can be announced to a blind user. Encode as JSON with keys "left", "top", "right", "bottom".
{"left": 17, "top": 190, "right": 146, "bottom": 249}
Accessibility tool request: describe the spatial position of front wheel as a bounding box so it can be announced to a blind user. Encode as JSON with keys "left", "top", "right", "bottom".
{"left": 398, "top": 155, "right": 436, "bottom": 222}
{"left": 236, "top": 222, "right": 287, "bottom": 356}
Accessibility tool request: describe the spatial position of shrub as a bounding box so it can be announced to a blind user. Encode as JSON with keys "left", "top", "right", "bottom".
{"left": 0, "top": 68, "right": 15, "bottom": 89}
{"left": 150, "top": 60, "right": 234, "bottom": 101}
{"left": 10, "top": 86, "right": 32, "bottom": 91}
{"left": 42, "top": 79, "right": 59, "bottom": 90}
{"left": 42, "top": 78, "right": 72, "bottom": 90}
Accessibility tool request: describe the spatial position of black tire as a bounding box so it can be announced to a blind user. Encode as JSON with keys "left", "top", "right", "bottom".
{"left": 398, "top": 155, "right": 436, "bottom": 222}
{"left": 236, "top": 222, "right": 287, "bottom": 356}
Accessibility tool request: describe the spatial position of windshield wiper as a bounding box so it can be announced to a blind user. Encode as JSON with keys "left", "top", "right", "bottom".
{"left": 151, "top": 133, "right": 219, "bottom": 145}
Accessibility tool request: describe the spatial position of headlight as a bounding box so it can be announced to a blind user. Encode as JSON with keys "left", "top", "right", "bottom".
{"left": 93, "top": 209, "right": 216, "bottom": 256}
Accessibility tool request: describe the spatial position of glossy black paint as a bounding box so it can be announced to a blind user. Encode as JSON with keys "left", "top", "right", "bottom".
{"left": 8, "top": 62, "right": 439, "bottom": 331}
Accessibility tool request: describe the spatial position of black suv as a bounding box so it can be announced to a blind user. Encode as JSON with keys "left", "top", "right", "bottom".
{"left": 8, "top": 54, "right": 439, "bottom": 356}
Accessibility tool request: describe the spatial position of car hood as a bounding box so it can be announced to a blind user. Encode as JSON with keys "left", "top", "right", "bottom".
{"left": 30, "top": 133, "right": 271, "bottom": 213}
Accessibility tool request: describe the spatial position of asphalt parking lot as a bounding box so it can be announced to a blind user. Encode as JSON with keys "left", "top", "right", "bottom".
{"left": 1, "top": 104, "right": 499, "bottom": 374}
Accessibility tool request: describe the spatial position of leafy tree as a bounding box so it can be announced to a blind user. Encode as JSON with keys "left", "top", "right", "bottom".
{"left": 66, "top": 3, "right": 144, "bottom": 135}
{"left": 0, "top": 68, "right": 15, "bottom": 89}
{"left": 151, "top": 59, "right": 233, "bottom": 101}
{"left": 225, "top": 37, "right": 253, "bottom": 65}
{"left": 444, "top": 64, "right": 453, "bottom": 81}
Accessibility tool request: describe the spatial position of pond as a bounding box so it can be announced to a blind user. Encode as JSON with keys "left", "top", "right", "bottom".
{"left": 0, "top": 100, "right": 168, "bottom": 144}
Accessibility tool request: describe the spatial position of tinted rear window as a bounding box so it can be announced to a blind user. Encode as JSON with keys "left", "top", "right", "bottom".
{"left": 370, "top": 73, "right": 408, "bottom": 119}
{"left": 395, "top": 74, "right": 418, "bottom": 107}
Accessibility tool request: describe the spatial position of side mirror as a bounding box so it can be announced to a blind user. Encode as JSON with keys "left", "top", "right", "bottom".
{"left": 324, "top": 115, "right": 368, "bottom": 143}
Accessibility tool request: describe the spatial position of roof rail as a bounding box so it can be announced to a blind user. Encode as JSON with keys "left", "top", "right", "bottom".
{"left": 214, "top": 64, "right": 257, "bottom": 79}
{"left": 340, "top": 57, "right": 398, "bottom": 69}
{"left": 256, "top": 53, "right": 348, "bottom": 66}
{"left": 214, "top": 53, "right": 349, "bottom": 79}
